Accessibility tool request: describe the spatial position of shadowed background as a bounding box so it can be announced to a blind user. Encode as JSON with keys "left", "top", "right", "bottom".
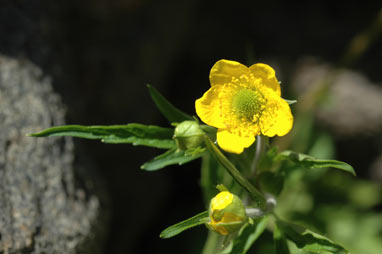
{"left": 0, "top": 1, "right": 381, "bottom": 253}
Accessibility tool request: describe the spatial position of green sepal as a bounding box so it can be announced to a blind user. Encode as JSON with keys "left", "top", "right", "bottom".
{"left": 276, "top": 220, "right": 349, "bottom": 254}
{"left": 160, "top": 211, "right": 209, "bottom": 239}
{"left": 212, "top": 220, "right": 246, "bottom": 234}
{"left": 276, "top": 150, "right": 356, "bottom": 176}
{"left": 216, "top": 184, "right": 229, "bottom": 192}
{"left": 147, "top": 84, "right": 193, "bottom": 123}
{"left": 28, "top": 124, "right": 176, "bottom": 149}
{"left": 219, "top": 215, "right": 269, "bottom": 254}
{"left": 284, "top": 99, "right": 297, "bottom": 105}
{"left": 214, "top": 221, "right": 246, "bottom": 228}
{"left": 204, "top": 137, "right": 266, "bottom": 210}
{"left": 141, "top": 147, "right": 205, "bottom": 171}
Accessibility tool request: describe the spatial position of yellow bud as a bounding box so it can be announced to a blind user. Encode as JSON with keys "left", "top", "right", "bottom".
{"left": 173, "top": 121, "right": 204, "bottom": 150}
{"left": 208, "top": 191, "right": 247, "bottom": 235}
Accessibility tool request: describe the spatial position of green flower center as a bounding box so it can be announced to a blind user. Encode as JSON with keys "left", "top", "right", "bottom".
{"left": 232, "top": 88, "right": 261, "bottom": 121}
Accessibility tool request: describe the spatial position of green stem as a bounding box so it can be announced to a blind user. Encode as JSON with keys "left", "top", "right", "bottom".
{"left": 250, "top": 135, "right": 263, "bottom": 176}
{"left": 202, "top": 231, "right": 223, "bottom": 254}
{"left": 204, "top": 136, "right": 267, "bottom": 210}
{"left": 200, "top": 153, "right": 217, "bottom": 207}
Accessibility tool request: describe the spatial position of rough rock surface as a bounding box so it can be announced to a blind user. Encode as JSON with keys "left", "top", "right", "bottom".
{"left": 292, "top": 58, "right": 382, "bottom": 138}
{"left": 0, "top": 55, "right": 100, "bottom": 254}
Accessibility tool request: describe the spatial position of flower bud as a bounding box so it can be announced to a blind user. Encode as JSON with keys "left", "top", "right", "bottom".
{"left": 207, "top": 191, "right": 247, "bottom": 235}
{"left": 173, "top": 121, "right": 204, "bottom": 150}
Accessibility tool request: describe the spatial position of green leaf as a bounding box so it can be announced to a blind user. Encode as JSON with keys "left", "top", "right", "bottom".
{"left": 160, "top": 211, "right": 209, "bottom": 239}
{"left": 29, "top": 124, "right": 176, "bottom": 149}
{"left": 220, "top": 215, "right": 269, "bottom": 254}
{"left": 147, "top": 84, "right": 193, "bottom": 123}
{"left": 274, "top": 222, "right": 290, "bottom": 254}
{"left": 277, "top": 220, "right": 349, "bottom": 254}
{"left": 276, "top": 150, "right": 355, "bottom": 176}
{"left": 141, "top": 148, "right": 205, "bottom": 171}
{"left": 204, "top": 137, "right": 266, "bottom": 210}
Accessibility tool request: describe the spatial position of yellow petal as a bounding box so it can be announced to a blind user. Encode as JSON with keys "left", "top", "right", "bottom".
{"left": 260, "top": 96, "right": 293, "bottom": 137}
{"left": 217, "top": 129, "right": 255, "bottom": 154}
{"left": 210, "top": 59, "right": 249, "bottom": 86}
{"left": 211, "top": 191, "right": 233, "bottom": 210}
{"left": 195, "top": 85, "right": 225, "bottom": 128}
{"left": 249, "top": 63, "right": 281, "bottom": 96}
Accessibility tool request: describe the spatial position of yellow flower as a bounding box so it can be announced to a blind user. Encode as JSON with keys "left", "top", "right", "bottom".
{"left": 208, "top": 191, "right": 247, "bottom": 235}
{"left": 195, "top": 59, "right": 293, "bottom": 154}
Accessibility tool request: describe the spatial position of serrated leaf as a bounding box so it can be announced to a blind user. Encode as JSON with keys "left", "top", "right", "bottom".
{"left": 160, "top": 211, "right": 209, "bottom": 239}
{"left": 276, "top": 150, "right": 355, "bottom": 176}
{"left": 29, "top": 124, "right": 176, "bottom": 149}
{"left": 277, "top": 220, "right": 349, "bottom": 254}
{"left": 147, "top": 84, "right": 193, "bottom": 123}
{"left": 141, "top": 148, "right": 205, "bottom": 171}
{"left": 219, "top": 215, "right": 269, "bottom": 254}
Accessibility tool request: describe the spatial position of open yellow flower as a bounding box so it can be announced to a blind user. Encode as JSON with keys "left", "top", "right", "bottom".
{"left": 195, "top": 59, "right": 293, "bottom": 154}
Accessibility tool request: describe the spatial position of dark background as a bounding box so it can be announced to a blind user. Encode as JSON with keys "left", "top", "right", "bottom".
{"left": 0, "top": 1, "right": 380, "bottom": 253}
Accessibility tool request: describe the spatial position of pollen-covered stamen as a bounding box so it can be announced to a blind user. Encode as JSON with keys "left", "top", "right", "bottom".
{"left": 232, "top": 88, "right": 262, "bottom": 121}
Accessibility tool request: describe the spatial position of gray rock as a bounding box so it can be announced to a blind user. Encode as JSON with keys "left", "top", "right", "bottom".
{"left": 0, "top": 55, "right": 101, "bottom": 254}
{"left": 292, "top": 58, "right": 382, "bottom": 138}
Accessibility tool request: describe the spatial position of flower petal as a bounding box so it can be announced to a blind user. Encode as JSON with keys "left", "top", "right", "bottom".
{"left": 211, "top": 191, "right": 233, "bottom": 210}
{"left": 260, "top": 95, "right": 293, "bottom": 137}
{"left": 195, "top": 85, "right": 225, "bottom": 128}
{"left": 217, "top": 129, "right": 255, "bottom": 154}
{"left": 210, "top": 59, "right": 249, "bottom": 86}
{"left": 249, "top": 63, "right": 281, "bottom": 96}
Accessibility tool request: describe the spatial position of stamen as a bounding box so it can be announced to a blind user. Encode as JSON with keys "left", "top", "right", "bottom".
{"left": 232, "top": 88, "right": 262, "bottom": 121}
{"left": 218, "top": 82, "right": 265, "bottom": 138}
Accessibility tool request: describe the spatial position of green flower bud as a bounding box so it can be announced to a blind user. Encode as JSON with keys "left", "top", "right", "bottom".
{"left": 207, "top": 191, "right": 248, "bottom": 235}
{"left": 173, "top": 121, "right": 204, "bottom": 150}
